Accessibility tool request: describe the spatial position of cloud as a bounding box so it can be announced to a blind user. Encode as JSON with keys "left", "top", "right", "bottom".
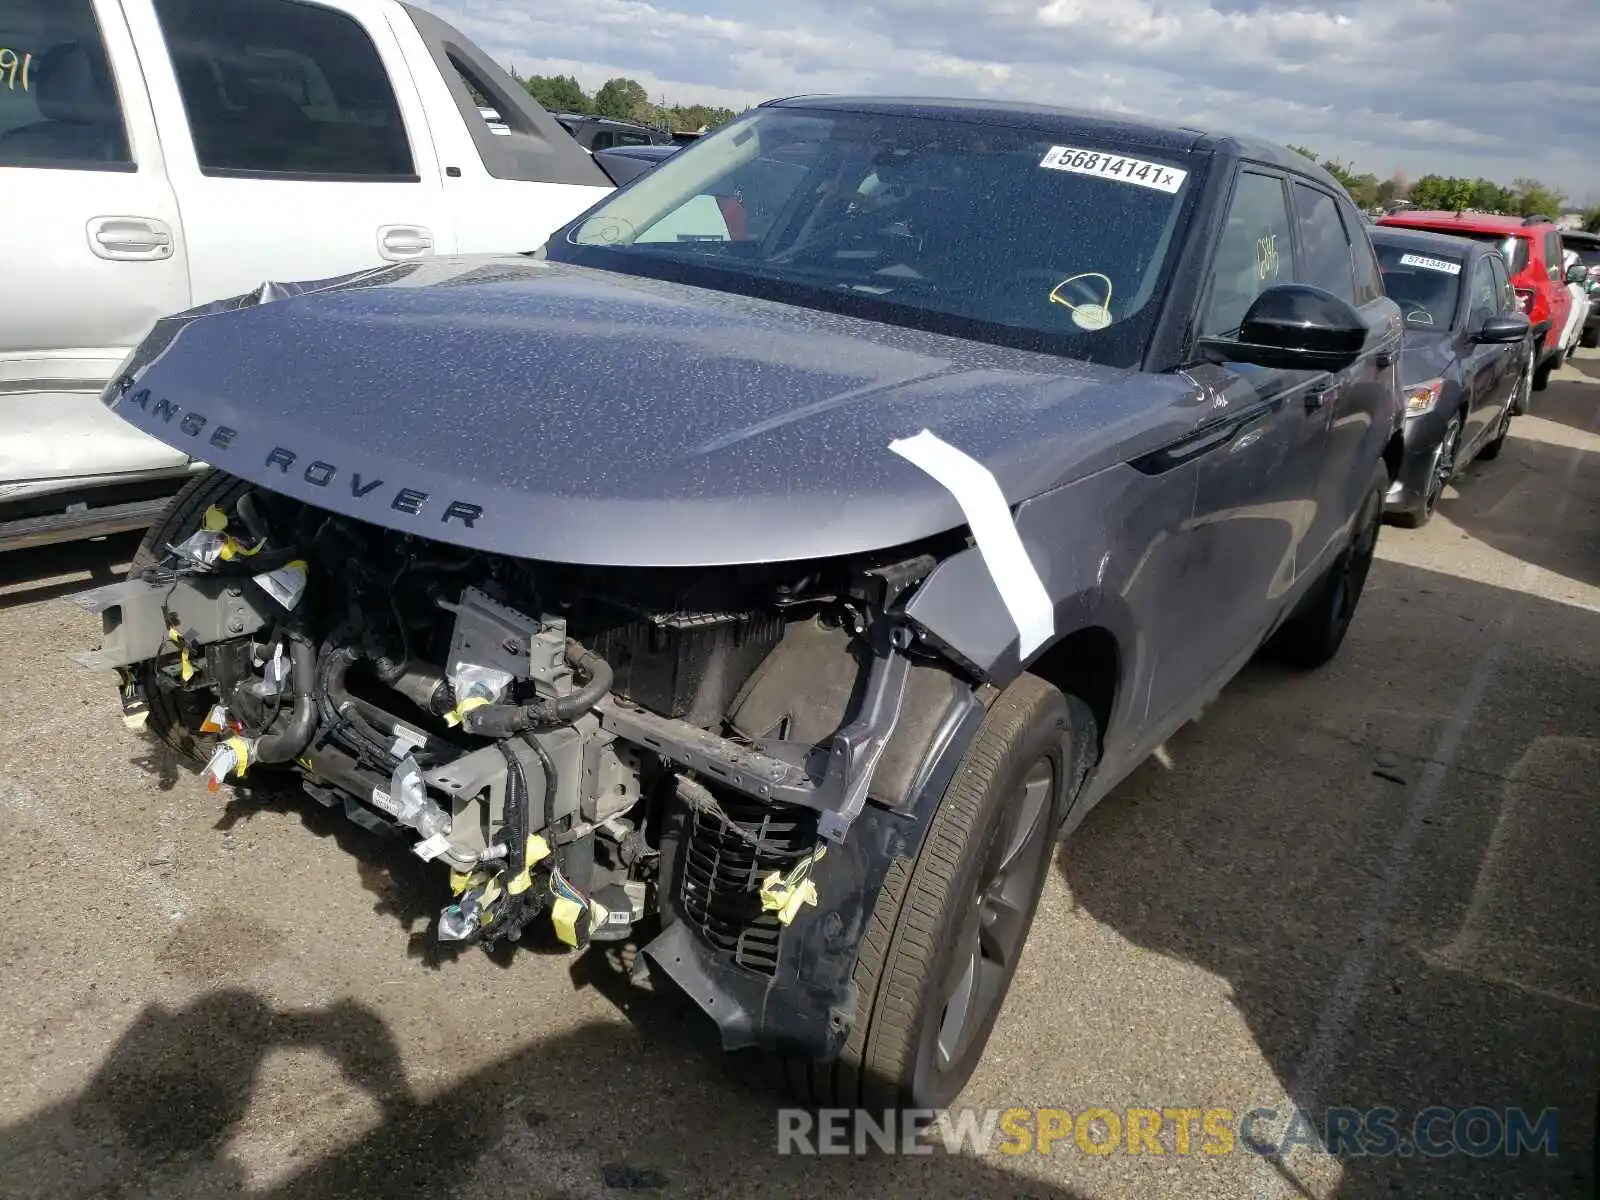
{"left": 429, "top": 0, "right": 1600, "bottom": 199}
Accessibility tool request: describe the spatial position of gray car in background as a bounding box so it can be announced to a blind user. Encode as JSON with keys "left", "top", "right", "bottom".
{"left": 1369, "top": 226, "right": 1534, "bottom": 527}
{"left": 82, "top": 98, "right": 1404, "bottom": 1110}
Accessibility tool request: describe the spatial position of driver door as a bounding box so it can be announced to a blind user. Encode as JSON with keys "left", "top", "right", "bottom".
{"left": 1146, "top": 168, "right": 1332, "bottom": 722}
{"left": 1460, "top": 255, "right": 1511, "bottom": 453}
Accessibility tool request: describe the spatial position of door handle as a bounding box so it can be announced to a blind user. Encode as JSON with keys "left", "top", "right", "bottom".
{"left": 87, "top": 216, "right": 174, "bottom": 261}
{"left": 1306, "top": 382, "right": 1339, "bottom": 412}
{"left": 379, "top": 225, "right": 435, "bottom": 260}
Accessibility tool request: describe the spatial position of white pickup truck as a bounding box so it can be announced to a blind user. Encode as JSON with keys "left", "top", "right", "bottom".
{"left": 1, "top": 0, "right": 615, "bottom": 550}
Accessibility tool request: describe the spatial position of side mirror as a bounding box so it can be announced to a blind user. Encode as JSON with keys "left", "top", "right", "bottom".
{"left": 1472, "top": 312, "right": 1530, "bottom": 344}
{"left": 1196, "top": 284, "right": 1367, "bottom": 372}
{"left": 1566, "top": 263, "right": 1589, "bottom": 285}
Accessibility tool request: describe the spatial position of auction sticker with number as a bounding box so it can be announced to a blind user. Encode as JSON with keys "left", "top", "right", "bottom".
{"left": 1398, "top": 253, "right": 1462, "bottom": 276}
{"left": 1039, "top": 146, "right": 1188, "bottom": 194}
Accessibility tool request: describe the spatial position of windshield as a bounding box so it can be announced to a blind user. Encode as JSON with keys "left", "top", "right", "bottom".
{"left": 1375, "top": 242, "right": 1463, "bottom": 329}
{"left": 548, "top": 107, "right": 1199, "bottom": 367}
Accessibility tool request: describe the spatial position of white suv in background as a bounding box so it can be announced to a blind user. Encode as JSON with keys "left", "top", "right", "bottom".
{"left": 1, "top": 0, "right": 613, "bottom": 551}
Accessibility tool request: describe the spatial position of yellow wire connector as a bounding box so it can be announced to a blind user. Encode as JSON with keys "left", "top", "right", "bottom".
{"left": 759, "top": 845, "right": 828, "bottom": 926}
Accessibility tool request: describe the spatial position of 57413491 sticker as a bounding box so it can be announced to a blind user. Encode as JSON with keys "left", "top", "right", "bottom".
{"left": 1039, "top": 146, "right": 1188, "bottom": 194}
{"left": 1398, "top": 252, "right": 1462, "bottom": 276}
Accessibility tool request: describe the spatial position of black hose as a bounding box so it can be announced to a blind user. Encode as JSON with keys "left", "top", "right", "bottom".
{"left": 254, "top": 635, "right": 318, "bottom": 763}
{"left": 236, "top": 491, "right": 271, "bottom": 545}
{"left": 462, "top": 641, "right": 614, "bottom": 738}
{"left": 316, "top": 643, "right": 401, "bottom": 768}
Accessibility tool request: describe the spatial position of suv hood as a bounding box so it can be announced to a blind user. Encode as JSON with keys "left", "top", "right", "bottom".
{"left": 107, "top": 257, "right": 1193, "bottom": 566}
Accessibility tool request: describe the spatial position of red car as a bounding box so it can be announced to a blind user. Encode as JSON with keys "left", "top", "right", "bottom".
{"left": 1377, "top": 210, "right": 1575, "bottom": 392}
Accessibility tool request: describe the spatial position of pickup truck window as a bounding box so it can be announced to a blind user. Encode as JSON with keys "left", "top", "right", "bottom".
{"left": 153, "top": 0, "right": 416, "bottom": 181}
{"left": 0, "top": 0, "right": 131, "bottom": 170}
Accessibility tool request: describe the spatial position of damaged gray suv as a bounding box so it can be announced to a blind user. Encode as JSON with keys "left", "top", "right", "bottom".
{"left": 77, "top": 97, "right": 1404, "bottom": 1111}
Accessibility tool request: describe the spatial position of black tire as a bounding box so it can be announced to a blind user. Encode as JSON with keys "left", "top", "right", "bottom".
{"left": 1477, "top": 401, "right": 1513, "bottom": 462}
{"left": 795, "top": 675, "right": 1097, "bottom": 1112}
{"left": 129, "top": 468, "right": 252, "bottom": 763}
{"left": 1267, "top": 460, "right": 1386, "bottom": 668}
{"left": 1532, "top": 355, "right": 1554, "bottom": 393}
{"left": 1581, "top": 326, "right": 1598, "bottom": 351}
{"left": 1392, "top": 412, "right": 1461, "bottom": 530}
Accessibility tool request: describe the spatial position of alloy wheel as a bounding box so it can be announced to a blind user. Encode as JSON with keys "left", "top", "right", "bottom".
{"left": 1423, "top": 416, "right": 1461, "bottom": 517}
{"left": 932, "top": 757, "right": 1056, "bottom": 1074}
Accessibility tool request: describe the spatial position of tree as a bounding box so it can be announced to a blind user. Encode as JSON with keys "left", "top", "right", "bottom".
{"left": 521, "top": 73, "right": 590, "bottom": 115}
{"left": 1286, "top": 144, "right": 1319, "bottom": 162}
{"left": 592, "top": 77, "right": 650, "bottom": 122}
{"left": 1586, "top": 206, "right": 1600, "bottom": 234}
{"left": 1510, "top": 177, "right": 1566, "bottom": 219}
{"left": 1376, "top": 172, "right": 1407, "bottom": 209}
{"left": 1408, "top": 174, "right": 1473, "bottom": 212}
{"left": 1469, "top": 178, "right": 1511, "bottom": 213}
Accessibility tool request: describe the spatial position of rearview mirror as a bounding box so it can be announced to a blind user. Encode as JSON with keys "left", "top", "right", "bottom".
{"left": 1196, "top": 284, "right": 1367, "bottom": 372}
{"left": 1472, "top": 313, "right": 1530, "bottom": 344}
{"left": 1565, "top": 263, "right": 1589, "bottom": 285}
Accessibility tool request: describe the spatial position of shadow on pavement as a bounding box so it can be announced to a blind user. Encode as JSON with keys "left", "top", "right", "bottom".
{"left": 0, "top": 986, "right": 1080, "bottom": 1200}
{"left": 0, "top": 532, "right": 139, "bottom": 611}
{"left": 1438, "top": 431, "right": 1600, "bottom": 589}
{"left": 1058, "top": 558, "right": 1600, "bottom": 1200}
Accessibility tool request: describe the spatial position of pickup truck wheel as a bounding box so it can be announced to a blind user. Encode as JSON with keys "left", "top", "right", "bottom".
{"left": 794, "top": 675, "right": 1096, "bottom": 1112}
{"left": 128, "top": 468, "right": 252, "bottom": 763}
{"left": 1582, "top": 326, "right": 1599, "bottom": 351}
{"left": 1267, "top": 461, "right": 1386, "bottom": 669}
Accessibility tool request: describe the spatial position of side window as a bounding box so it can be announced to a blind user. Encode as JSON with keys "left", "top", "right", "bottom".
{"left": 1291, "top": 183, "right": 1355, "bottom": 302}
{"left": 588, "top": 130, "right": 617, "bottom": 152}
{"left": 1347, "top": 216, "right": 1385, "bottom": 305}
{"left": 1488, "top": 256, "right": 1516, "bottom": 314}
{"left": 1545, "top": 232, "right": 1563, "bottom": 281}
{"left": 153, "top": 0, "right": 415, "bottom": 179}
{"left": 612, "top": 132, "right": 653, "bottom": 148}
{"left": 1468, "top": 259, "right": 1498, "bottom": 327}
{"left": 1201, "top": 171, "right": 1294, "bottom": 337}
{"left": 0, "top": 0, "right": 131, "bottom": 168}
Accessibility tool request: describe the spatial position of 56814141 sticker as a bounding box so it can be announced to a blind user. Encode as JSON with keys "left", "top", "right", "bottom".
{"left": 1039, "top": 146, "right": 1188, "bottom": 194}
{"left": 1398, "top": 252, "right": 1462, "bottom": 276}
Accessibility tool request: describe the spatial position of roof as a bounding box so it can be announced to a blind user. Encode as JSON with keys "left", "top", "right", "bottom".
{"left": 1368, "top": 225, "right": 1489, "bottom": 260}
{"left": 1380, "top": 210, "right": 1554, "bottom": 233}
{"left": 760, "top": 95, "right": 1343, "bottom": 186}
{"left": 1563, "top": 228, "right": 1600, "bottom": 247}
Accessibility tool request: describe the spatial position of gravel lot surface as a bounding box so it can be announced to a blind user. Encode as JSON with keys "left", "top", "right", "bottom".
{"left": 1, "top": 351, "right": 1596, "bottom": 1199}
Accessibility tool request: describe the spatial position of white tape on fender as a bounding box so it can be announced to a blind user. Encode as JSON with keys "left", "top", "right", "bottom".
{"left": 888, "top": 429, "right": 1054, "bottom": 658}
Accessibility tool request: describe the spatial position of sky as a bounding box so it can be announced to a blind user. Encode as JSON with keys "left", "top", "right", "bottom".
{"left": 429, "top": 0, "right": 1599, "bottom": 205}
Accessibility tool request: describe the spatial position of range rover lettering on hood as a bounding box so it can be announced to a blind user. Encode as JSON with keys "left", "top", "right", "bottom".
{"left": 120, "top": 386, "right": 486, "bottom": 527}
{"left": 104, "top": 256, "right": 1200, "bottom": 567}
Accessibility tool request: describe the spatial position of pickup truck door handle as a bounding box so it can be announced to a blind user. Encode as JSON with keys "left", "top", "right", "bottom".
{"left": 379, "top": 225, "right": 435, "bottom": 260}
{"left": 87, "top": 216, "right": 174, "bottom": 261}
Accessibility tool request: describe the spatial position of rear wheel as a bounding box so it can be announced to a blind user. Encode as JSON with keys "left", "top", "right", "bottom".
{"left": 1582, "top": 326, "right": 1598, "bottom": 350}
{"left": 128, "top": 469, "right": 252, "bottom": 763}
{"left": 1267, "top": 460, "right": 1386, "bottom": 668}
{"left": 794, "top": 675, "right": 1096, "bottom": 1111}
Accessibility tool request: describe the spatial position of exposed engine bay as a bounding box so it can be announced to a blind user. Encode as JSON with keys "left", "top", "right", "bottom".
{"left": 73, "top": 483, "right": 971, "bottom": 967}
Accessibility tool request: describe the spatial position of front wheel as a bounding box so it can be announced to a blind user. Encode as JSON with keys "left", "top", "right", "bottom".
{"left": 1266, "top": 461, "right": 1386, "bottom": 669}
{"left": 795, "top": 676, "right": 1096, "bottom": 1112}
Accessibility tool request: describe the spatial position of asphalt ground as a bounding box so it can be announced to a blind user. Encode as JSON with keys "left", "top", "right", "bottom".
{"left": 0, "top": 350, "right": 1596, "bottom": 1200}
